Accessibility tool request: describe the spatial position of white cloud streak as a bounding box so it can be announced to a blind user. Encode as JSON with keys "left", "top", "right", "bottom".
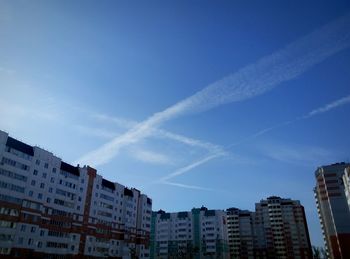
{"left": 161, "top": 181, "right": 213, "bottom": 191}
{"left": 128, "top": 148, "right": 173, "bottom": 165}
{"left": 263, "top": 145, "right": 334, "bottom": 166}
{"left": 91, "top": 112, "right": 226, "bottom": 153}
{"left": 76, "top": 13, "right": 350, "bottom": 167}
{"left": 159, "top": 153, "right": 224, "bottom": 182}
{"left": 303, "top": 94, "right": 350, "bottom": 118}
{"left": 72, "top": 125, "right": 119, "bottom": 139}
{"left": 91, "top": 113, "right": 138, "bottom": 129}
{"left": 159, "top": 93, "right": 350, "bottom": 188}
{"left": 155, "top": 128, "right": 224, "bottom": 153}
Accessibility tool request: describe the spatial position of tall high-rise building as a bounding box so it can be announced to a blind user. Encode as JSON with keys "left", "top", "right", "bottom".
{"left": 0, "top": 130, "right": 152, "bottom": 258}
{"left": 150, "top": 207, "right": 229, "bottom": 259}
{"left": 225, "top": 197, "right": 312, "bottom": 259}
{"left": 226, "top": 208, "right": 255, "bottom": 259}
{"left": 253, "top": 196, "right": 312, "bottom": 259}
{"left": 314, "top": 163, "right": 350, "bottom": 259}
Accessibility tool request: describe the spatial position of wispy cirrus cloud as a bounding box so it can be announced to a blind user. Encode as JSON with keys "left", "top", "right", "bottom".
{"left": 303, "top": 94, "right": 350, "bottom": 118}
{"left": 72, "top": 125, "right": 119, "bottom": 139}
{"left": 261, "top": 144, "right": 334, "bottom": 167}
{"left": 159, "top": 153, "right": 223, "bottom": 182}
{"left": 75, "top": 13, "right": 350, "bottom": 167}
{"left": 159, "top": 93, "right": 350, "bottom": 189}
{"left": 91, "top": 113, "right": 138, "bottom": 129}
{"left": 229, "top": 93, "right": 350, "bottom": 148}
{"left": 161, "top": 181, "right": 213, "bottom": 191}
{"left": 92, "top": 112, "right": 224, "bottom": 153}
{"left": 128, "top": 148, "right": 173, "bottom": 165}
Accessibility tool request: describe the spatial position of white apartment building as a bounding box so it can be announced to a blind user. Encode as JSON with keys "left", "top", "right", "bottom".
{"left": 150, "top": 207, "right": 229, "bottom": 259}
{"left": 0, "top": 130, "right": 152, "bottom": 258}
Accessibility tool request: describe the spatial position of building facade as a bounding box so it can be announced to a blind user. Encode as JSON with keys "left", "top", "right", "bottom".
{"left": 226, "top": 197, "right": 312, "bottom": 259}
{"left": 150, "top": 207, "right": 229, "bottom": 259}
{"left": 226, "top": 208, "right": 255, "bottom": 259}
{"left": 254, "top": 196, "right": 312, "bottom": 259}
{"left": 314, "top": 163, "right": 350, "bottom": 259}
{"left": 0, "top": 130, "right": 152, "bottom": 258}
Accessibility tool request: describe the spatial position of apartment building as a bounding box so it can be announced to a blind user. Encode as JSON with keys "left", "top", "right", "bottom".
{"left": 150, "top": 207, "right": 229, "bottom": 259}
{"left": 254, "top": 196, "right": 312, "bottom": 259}
{"left": 225, "top": 197, "right": 312, "bottom": 259}
{"left": 0, "top": 130, "right": 152, "bottom": 258}
{"left": 314, "top": 163, "right": 350, "bottom": 259}
{"left": 226, "top": 208, "right": 255, "bottom": 259}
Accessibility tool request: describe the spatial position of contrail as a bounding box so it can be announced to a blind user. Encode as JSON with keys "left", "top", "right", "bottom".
{"left": 302, "top": 94, "right": 350, "bottom": 118}
{"left": 76, "top": 13, "right": 350, "bottom": 167}
{"left": 92, "top": 112, "right": 226, "bottom": 153}
{"left": 159, "top": 153, "right": 223, "bottom": 182}
{"left": 160, "top": 94, "right": 350, "bottom": 185}
{"left": 162, "top": 181, "right": 213, "bottom": 191}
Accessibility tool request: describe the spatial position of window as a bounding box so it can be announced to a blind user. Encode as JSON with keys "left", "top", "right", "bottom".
{"left": 0, "top": 168, "right": 27, "bottom": 182}
{"left": 0, "top": 180, "right": 24, "bottom": 193}
{"left": 20, "top": 225, "right": 26, "bottom": 232}
{"left": 0, "top": 220, "right": 16, "bottom": 228}
{"left": 46, "top": 241, "right": 68, "bottom": 248}
{"left": 28, "top": 238, "right": 33, "bottom": 245}
{"left": 40, "top": 183, "right": 45, "bottom": 189}
{"left": 40, "top": 230, "right": 45, "bottom": 236}
{"left": 50, "top": 177, "right": 55, "bottom": 183}
{"left": 43, "top": 173, "right": 47, "bottom": 178}
{"left": 49, "top": 187, "right": 53, "bottom": 193}
{"left": 38, "top": 193, "right": 43, "bottom": 200}
{"left": 31, "top": 226, "right": 36, "bottom": 233}
{"left": 36, "top": 160, "right": 40, "bottom": 165}
{"left": 18, "top": 237, "right": 24, "bottom": 244}
{"left": 33, "top": 170, "right": 38, "bottom": 175}
{"left": 38, "top": 242, "right": 42, "bottom": 248}
{"left": 31, "top": 180, "right": 35, "bottom": 186}
{"left": 47, "top": 198, "right": 51, "bottom": 203}
{"left": 44, "top": 163, "right": 48, "bottom": 169}
{"left": 100, "top": 193, "right": 114, "bottom": 201}
{"left": 52, "top": 168, "right": 56, "bottom": 173}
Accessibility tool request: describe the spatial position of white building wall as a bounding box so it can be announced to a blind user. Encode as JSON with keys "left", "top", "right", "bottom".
{"left": 0, "top": 130, "right": 152, "bottom": 257}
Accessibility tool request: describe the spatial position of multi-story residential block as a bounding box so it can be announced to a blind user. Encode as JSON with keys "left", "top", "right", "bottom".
{"left": 226, "top": 208, "right": 255, "bottom": 259}
{"left": 254, "top": 197, "right": 312, "bottom": 259}
{"left": 150, "top": 207, "right": 229, "bottom": 259}
{"left": 314, "top": 162, "right": 350, "bottom": 259}
{"left": 0, "top": 130, "right": 152, "bottom": 258}
{"left": 226, "top": 197, "right": 312, "bottom": 259}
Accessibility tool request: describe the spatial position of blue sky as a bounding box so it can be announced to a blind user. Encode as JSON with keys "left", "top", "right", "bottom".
{"left": 1, "top": 0, "right": 350, "bottom": 247}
